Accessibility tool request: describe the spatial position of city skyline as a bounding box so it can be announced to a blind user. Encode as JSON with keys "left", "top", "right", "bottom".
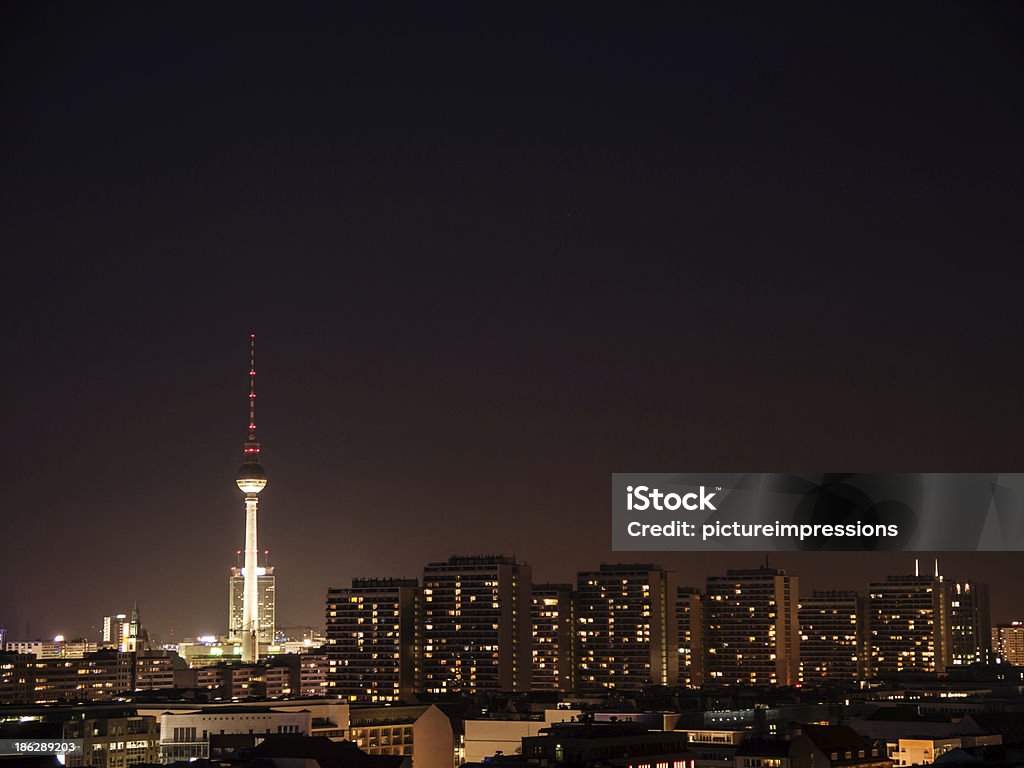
{"left": 0, "top": 556, "right": 1004, "bottom": 704}
{"left": 3, "top": 546, "right": 1021, "bottom": 645}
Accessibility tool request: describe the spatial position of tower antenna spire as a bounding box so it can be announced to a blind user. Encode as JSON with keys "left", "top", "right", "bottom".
{"left": 249, "top": 333, "right": 257, "bottom": 438}
{"left": 242, "top": 333, "right": 261, "bottom": 462}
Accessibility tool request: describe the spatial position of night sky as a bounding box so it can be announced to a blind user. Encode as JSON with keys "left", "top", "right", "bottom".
{"left": 2, "top": 3, "right": 1024, "bottom": 643}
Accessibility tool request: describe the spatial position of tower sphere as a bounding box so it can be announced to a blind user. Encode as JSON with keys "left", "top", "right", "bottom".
{"left": 236, "top": 462, "right": 268, "bottom": 494}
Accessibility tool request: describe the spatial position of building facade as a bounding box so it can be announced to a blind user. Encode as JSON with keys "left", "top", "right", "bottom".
{"left": 677, "top": 586, "right": 704, "bottom": 687}
{"left": 993, "top": 621, "right": 1024, "bottom": 665}
{"left": 530, "top": 583, "right": 574, "bottom": 691}
{"left": 421, "top": 555, "right": 532, "bottom": 693}
{"left": 799, "top": 591, "right": 867, "bottom": 683}
{"left": 28, "top": 650, "right": 135, "bottom": 703}
{"left": 5, "top": 640, "right": 99, "bottom": 659}
{"left": 348, "top": 703, "right": 454, "bottom": 768}
{"left": 299, "top": 650, "right": 329, "bottom": 697}
{"left": 326, "top": 578, "right": 419, "bottom": 702}
{"left": 63, "top": 714, "right": 160, "bottom": 768}
{"left": 947, "top": 580, "right": 991, "bottom": 666}
{"left": 0, "top": 651, "right": 34, "bottom": 704}
{"left": 229, "top": 563, "right": 277, "bottom": 645}
{"left": 135, "top": 650, "right": 182, "bottom": 690}
{"left": 704, "top": 567, "right": 800, "bottom": 686}
{"left": 575, "top": 563, "right": 678, "bottom": 692}
{"left": 195, "top": 663, "right": 266, "bottom": 699}
{"left": 156, "top": 706, "right": 310, "bottom": 762}
{"left": 868, "top": 575, "right": 950, "bottom": 677}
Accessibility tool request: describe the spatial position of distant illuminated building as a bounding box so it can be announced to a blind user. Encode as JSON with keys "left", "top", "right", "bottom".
{"left": 63, "top": 713, "right": 160, "bottom": 767}
{"left": 948, "top": 580, "right": 991, "bottom": 666}
{"left": 176, "top": 637, "right": 241, "bottom": 668}
{"left": 676, "top": 586, "right": 704, "bottom": 687}
{"left": 869, "top": 565, "right": 950, "bottom": 676}
{"left": 28, "top": 650, "right": 135, "bottom": 703}
{"left": 299, "top": 650, "right": 329, "bottom": 697}
{"left": 135, "top": 649, "right": 183, "bottom": 690}
{"left": 799, "top": 591, "right": 867, "bottom": 682}
{"left": 195, "top": 663, "right": 266, "bottom": 699}
{"left": 102, "top": 607, "right": 140, "bottom": 652}
{"left": 102, "top": 614, "right": 128, "bottom": 647}
{"left": 421, "top": 555, "right": 532, "bottom": 693}
{"left": 229, "top": 554, "right": 276, "bottom": 645}
{"left": 265, "top": 656, "right": 299, "bottom": 697}
{"left": 704, "top": 566, "right": 800, "bottom": 686}
{"left": 0, "top": 650, "right": 34, "bottom": 703}
{"left": 325, "top": 577, "right": 419, "bottom": 702}
{"left": 531, "top": 583, "right": 574, "bottom": 691}
{"left": 5, "top": 639, "right": 98, "bottom": 659}
{"left": 574, "top": 563, "right": 678, "bottom": 692}
{"left": 993, "top": 622, "right": 1024, "bottom": 666}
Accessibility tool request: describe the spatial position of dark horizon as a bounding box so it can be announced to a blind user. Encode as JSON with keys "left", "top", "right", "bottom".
{"left": 2, "top": 3, "right": 1024, "bottom": 642}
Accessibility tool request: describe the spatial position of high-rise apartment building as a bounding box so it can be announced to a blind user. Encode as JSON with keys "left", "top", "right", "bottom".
{"left": 799, "top": 591, "right": 867, "bottom": 682}
{"left": 704, "top": 567, "right": 800, "bottom": 686}
{"left": 677, "top": 586, "right": 704, "bottom": 687}
{"left": 948, "top": 580, "right": 991, "bottom": 666}
{"left": 993, "top": 622, "right": 1024, "bottom": 666}
{"left": 229, "top": 562, "right": 276, "bottom": 645}
{"left": 530, "top": 583, "right": 574, "bottom": 691}
{"left": 574, "top": 563, "right": 678, "bottom": 692}
{"left": 325, "top": 578, "right": 419, "bottom": 702}
{"left": 868, "top": 574, "right": 951, "bottom": 676}
{"left": 421, "top": 555, "right": 532, "bottom": 693}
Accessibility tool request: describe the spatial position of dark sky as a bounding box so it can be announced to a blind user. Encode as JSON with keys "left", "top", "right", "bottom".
{"left": 2, "top": 3, "right": 1024, "bottom": 642}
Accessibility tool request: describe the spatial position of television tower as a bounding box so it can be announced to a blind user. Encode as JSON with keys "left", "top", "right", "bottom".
{"left": 235, "top": 333, "right": 268, "bottom": 663}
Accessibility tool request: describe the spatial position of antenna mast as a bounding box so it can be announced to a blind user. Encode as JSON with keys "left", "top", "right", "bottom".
{"left": 249, "top": 334, "right": 257, "bottom": 437}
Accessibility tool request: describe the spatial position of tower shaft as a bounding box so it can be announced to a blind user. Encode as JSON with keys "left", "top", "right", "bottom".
{"left": 242, "top": 496, "right": 260, "bottom": 663}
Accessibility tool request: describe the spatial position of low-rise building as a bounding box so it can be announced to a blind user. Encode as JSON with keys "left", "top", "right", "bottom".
{"left": 63, "top": 714, "right": 160, "bottom": 768}
{"left": 463, "top": 709, "right": 581, "bottom": 763}
{"left": 349, "top": 704, "right": 454, "bottom": 768}
{"left": 0, "top": 651, "right": 34, "bottom": 704}
{"left": 679, "top": 729, "right": 745, "bottom": 768}
{"left": 0, "top": 706, "right": 158, "bottom": 768}
{"left": 522, "top": 721, "right": 692, "bottom": 768}
{"left": 738, "top": 725, "right": 891, "bottom": 768}
{"left": 153, "top": 705, "right": 311, "bottom": 761}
